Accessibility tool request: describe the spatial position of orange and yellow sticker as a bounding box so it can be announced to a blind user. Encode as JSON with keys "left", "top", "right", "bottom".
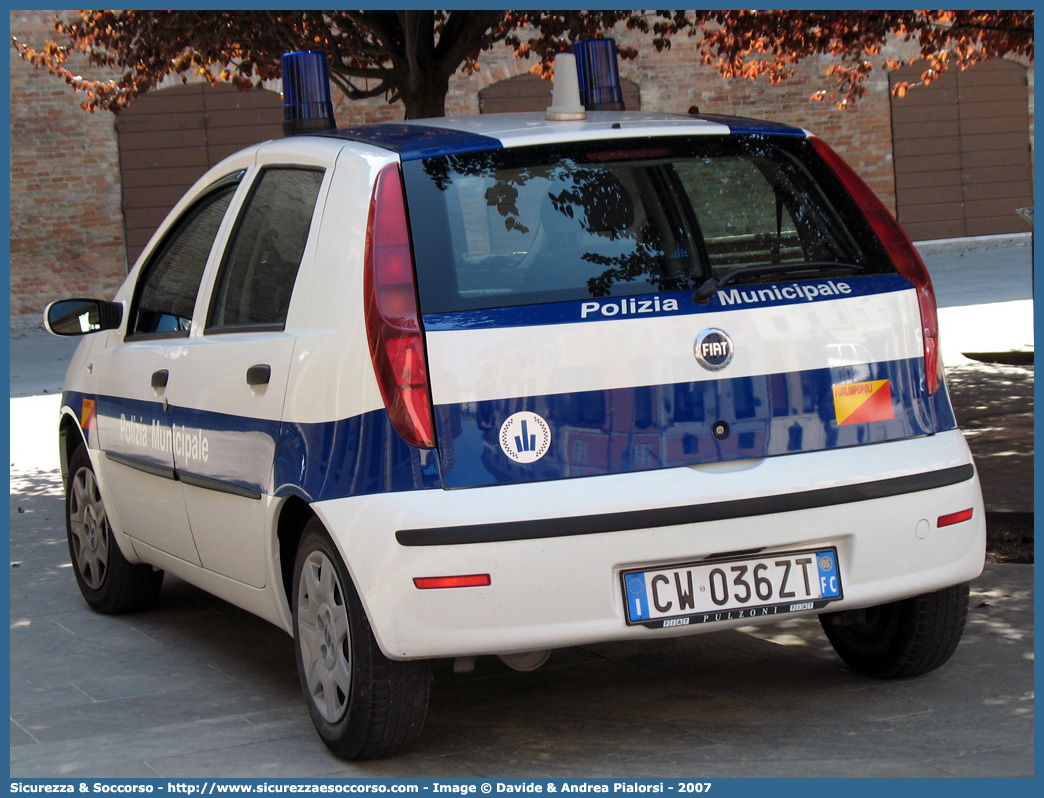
{"left": 80, "top": 398, "right": 96, "bottom": 430}
{"left": 832, "top": 380, "right": 894, "bottom": 426}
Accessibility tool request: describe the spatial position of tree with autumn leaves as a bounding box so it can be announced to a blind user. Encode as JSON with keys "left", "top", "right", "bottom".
{"left": 12, "top": 10, "right": 1034, "bottom": 119}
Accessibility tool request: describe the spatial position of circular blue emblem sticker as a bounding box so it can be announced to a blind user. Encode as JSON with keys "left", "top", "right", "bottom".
{"left": 694, "top": 328, "right": 734, "bottom": 371}
{"left": 499, "top": 412, "right": 552, "bottom": 463}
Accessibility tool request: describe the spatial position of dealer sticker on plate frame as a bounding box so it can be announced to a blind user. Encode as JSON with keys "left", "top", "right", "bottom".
{"left": 623, "top": 548, "right": 842, "bottom": 629}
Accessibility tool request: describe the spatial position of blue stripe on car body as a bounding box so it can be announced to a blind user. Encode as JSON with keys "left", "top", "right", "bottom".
{"left": 429, "top": 357, "right": 955, "bottom": 489}
{"left": 66, "top": 350, "right": 956, "bottom": 501}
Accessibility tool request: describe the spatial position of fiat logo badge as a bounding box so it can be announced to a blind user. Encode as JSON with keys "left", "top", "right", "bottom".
{"left": 694, "top": 328, "right": 734, "bottom": 371}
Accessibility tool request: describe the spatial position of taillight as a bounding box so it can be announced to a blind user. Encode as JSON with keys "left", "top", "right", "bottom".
{"left": 810, "top": 137, "right": 944, "bottom": 395}
{"left": 364, "top": 163, "right": 437, "bottom": 448}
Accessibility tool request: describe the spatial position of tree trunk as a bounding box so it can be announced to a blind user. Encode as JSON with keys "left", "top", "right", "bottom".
{"left": 396, "top": 9, "right": 451, "bottom": 119}
{"left": 401, "top": 69, "right": 451, "bottom": 119}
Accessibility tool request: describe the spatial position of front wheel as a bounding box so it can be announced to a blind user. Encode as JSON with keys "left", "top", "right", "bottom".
{"left": 65, "top": 445, "right": 164, "bottom": 613}
{"left": 819, "top": 583, "right": 970, "bottom": 679}
{"left": 292, "top": 519, "right": 430, "bottom": 760}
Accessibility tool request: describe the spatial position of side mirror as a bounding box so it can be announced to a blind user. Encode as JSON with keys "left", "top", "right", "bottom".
{"left": 44, "top": 298, "right": 123, "bottom": 336}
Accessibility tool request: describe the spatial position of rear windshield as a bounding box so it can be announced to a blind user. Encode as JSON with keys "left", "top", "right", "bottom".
{"left": 402, "top": 136, "right": 890, "bottom": 314}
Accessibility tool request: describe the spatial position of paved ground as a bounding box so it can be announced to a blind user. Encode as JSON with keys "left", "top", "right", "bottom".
{"left": 8, "top": 235, "right": 1034, "bottom": 778}
{"left": 923, "top": 235, "right": 1035, "bottom": 520}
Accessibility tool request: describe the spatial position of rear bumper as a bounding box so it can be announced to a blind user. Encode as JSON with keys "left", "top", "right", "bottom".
{"left": 314, "top": 429, "right": 985, "bottom": 659}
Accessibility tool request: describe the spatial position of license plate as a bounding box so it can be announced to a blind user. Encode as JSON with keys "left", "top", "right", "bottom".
{"left": 622, "top": 549, "right": 842, "bottom": 629}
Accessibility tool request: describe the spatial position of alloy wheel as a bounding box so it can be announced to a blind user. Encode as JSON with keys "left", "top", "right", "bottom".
{"left": 297, "top": 550, "right": 352, "bottom": 723}
{"left": 68, "top": 465, "right": 110, "bottom": 590}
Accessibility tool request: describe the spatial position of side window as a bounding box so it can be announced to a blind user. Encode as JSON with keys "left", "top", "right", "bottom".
{"left": 207, "top": 168, "right": 324, "bottom": 331}
{"left": 129, "top": 182, "right": 238, "bottom": 337}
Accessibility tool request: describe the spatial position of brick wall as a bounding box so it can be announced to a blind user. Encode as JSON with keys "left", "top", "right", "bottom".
{"left": 8, "top": 12, "right": 1022, "bottom": 325}
{"left": 10, "top": 10, "right": 127, "bottom": 327}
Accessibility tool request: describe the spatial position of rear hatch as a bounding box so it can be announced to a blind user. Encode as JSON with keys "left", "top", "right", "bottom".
{"left": 400, "top": 131, "right": 955, "bottom": 489}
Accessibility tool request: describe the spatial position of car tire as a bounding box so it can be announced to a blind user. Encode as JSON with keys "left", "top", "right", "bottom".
{"left": 292, "top": 518, "right": 430, "bottom": 760}
{"left": 819, "top": 583, "right": 970, "bottom": 679}
{"left": 65, "top": 444, "right": 164, "bottom": 613}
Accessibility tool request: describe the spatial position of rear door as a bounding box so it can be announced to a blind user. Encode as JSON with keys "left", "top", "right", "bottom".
{"left": 166, "top": 159, "right": 328, "bottom": 588}
{"left": 402, "top": 134, "right": 946, "bottom": 489}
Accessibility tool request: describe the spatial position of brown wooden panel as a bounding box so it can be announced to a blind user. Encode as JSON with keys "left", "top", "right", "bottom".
{"left": 963, "top": 164, "right": 1033, "bottom": 185}
{"left": 479, "top": 73, "right": 640, "bottom": 112}
{"left": 125, "top": 220, "right": 170, "bottom": 244}
{"left": 125, "top": 228, "right": 158, "bottom": 251}
{"left": 118, "top": 83, "right": 284, "bottom": 262}
{"left": 890, "top": 103, "right": 960, "bottom": 125}
{"left": 893, "top": 135, "right": 960, "bottom": 158}
{"left": 202, "top": 87, "right": 284, "bottom": 111}
{"left": 963, "top": 181, "right": 1034, "bottom": 203}
{"left": 958, "top": 100, "right": 1029, "bottom": 121}
{"left": 960, "top": 148, "right": 1032, "bottom": 170}
{"left": 623, "top": 86, "right": 641, "bottom": 109}
{"left": 958, "top": 61, "right": 1028, "bottom": 87}
{"left": 481, "top": 74, "right": 551, "bottom": 100}
{"left": 115, "top": 113, "right": 205, "bottom": 134}
{"left": 891, "top": 58, "right": 1031, "bottom": 240}
{"left": 122, "top": 185, "right": 192, "bottom": 209}
{"left": 118, "top": 129, "right": 209, "bottom": 151}
{"left": 889, "top": 59, "right": 947, "bottom": 79}
{"left": 891, "top": 85, "right": 959, "bottom": 106}
{"left": 960, "top": 132, "right": 1033, "bottom": 153}
{"left": 134, "top": 83, "right": 205, "bottom": 98}
{"left": 205, "top": 143, "right": 257, "bottom": 163}
{"left": 891, "top": 119, "right": 960, "bottom": 140}
{"left": 124, "top": 91, "right": 205, "bottom": 116}
{"left": 120, "top": 165, "right": 209, "bottom": 190}
{"left": 123, "top": 227, "right": 163, "bottom": 250}
{"left": 481, "top": 95, "right": 546, "bottom": 113}
{"left": 126, "top": 207, "right": 175, "bottom": 234}
{"left": 894, "top": 170, "right": 963, "bottom": 191}
{"left": 957, "top": 84, "right": 1026, "bottom": 104}
{"left": 897, "top": 201, "right": 966, "bottom": 224}
{"left": 892, "top": 153, "right": 962, "bottom": 173}
{"left": 901, "top": 220, "right": 965, "bottom": 241}
{"left": 120, "top": 147, "right": 210, "bottom": 171}
{"left": 202, "top": 108, "right": 283, "bottom": 129}
{"left": 204, "top": 125, "right": 282, "bottom": 146}
{"left": 960, "top": 115, "right": 1033, "bottom": 137}
{"left": 897, "top": 186, "right": 965, "bottom": 207}
{"left": 890, "top": 66, "right": 958, "bottom": 90}
{"left": 964, "top": 197, "right": 1036, "bottom": 218}
{"left": 965, "top": 216, "right": 1031, "bottom": 236}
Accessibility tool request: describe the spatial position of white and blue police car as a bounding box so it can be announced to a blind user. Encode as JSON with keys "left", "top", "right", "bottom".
{"left": 45, "top": 45, "right": 985, "bottom": 759}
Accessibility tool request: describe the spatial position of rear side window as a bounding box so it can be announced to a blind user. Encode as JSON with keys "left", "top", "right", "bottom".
{"left": 403, "top": 137, "right": 886, "bottom": 314}
{"left": 128, "top": 180, "right": 238, "bottom": 337}
{"left": 207, "top": 167, "right": 324, "bottom": 331}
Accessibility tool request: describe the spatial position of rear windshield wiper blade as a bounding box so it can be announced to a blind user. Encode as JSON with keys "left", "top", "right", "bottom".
{"left": 693, "top": 261, "right": 864, "bottom": 303}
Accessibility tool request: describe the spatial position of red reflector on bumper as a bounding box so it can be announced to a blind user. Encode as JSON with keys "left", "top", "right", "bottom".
{"left": 938, "top": 508, "right": 974, "bottom": 528}
{"left": 413, "top": 574, "right": 491, "bottom": 590}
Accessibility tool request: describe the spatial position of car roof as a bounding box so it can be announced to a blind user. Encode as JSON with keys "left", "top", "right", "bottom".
{"left": 314, "top": 111, "right": 808, "bottom": 161}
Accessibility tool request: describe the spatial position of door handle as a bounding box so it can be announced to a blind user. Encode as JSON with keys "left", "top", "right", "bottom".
{"left": 246, "top": 364, "right": 272, "bottom": 387}
{"left": 151, "top": 369, "right": 169, "bottom": 389}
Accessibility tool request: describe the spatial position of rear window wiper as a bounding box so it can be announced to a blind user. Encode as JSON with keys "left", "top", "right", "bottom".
{"left": 693, "top": 261, "right": 864, "bottom": 303}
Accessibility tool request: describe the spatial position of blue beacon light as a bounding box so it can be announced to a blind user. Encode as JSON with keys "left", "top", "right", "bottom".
{"left": 281, "top": 51, "right": 336, "bottom": 136}
{"left": 572, "top": 39, "right": 625, "bottom": 111}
